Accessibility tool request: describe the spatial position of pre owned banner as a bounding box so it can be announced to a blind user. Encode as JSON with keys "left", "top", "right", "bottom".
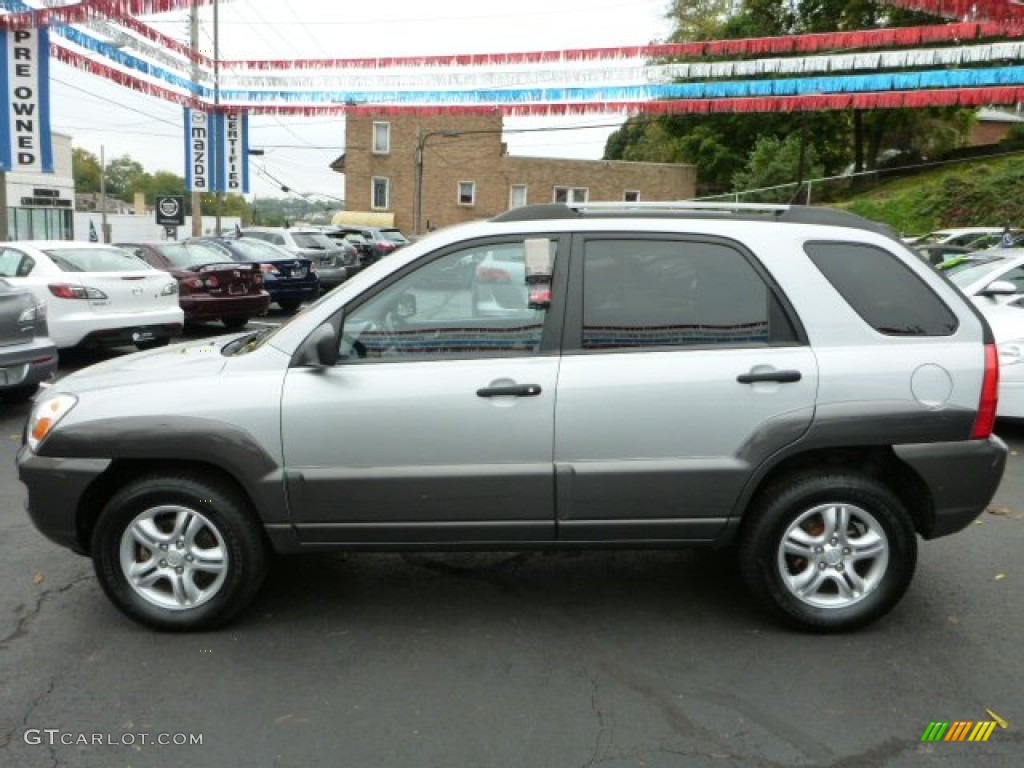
{"left": 184, "top": 107, "right": 211, "bottom": 192}
{"left": 1, "top": 27, "right": 54, "bottom": 173}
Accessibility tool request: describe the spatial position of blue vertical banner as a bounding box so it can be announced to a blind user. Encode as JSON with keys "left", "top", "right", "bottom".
{"left": 219, "top": 110, "right": 249, "bottom": 194}
{"left": 1, "top": 26, "right": 54, "bottom": 173}
{"left": 184, "top": 107, "right": 211, "bottom": 192}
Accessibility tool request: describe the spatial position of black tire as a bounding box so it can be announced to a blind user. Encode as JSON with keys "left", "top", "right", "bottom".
{"left": 278, "top": 300, "right": 301, "bottom": 313}
{"left": 737, "top": 472, "right": 917, "bottom": 633}
{"left": 222, "top": 316, "right": 249, "bottom": 331}
{"left": 91, "top": 472, "right": 268, "bottom": 631}
{"left": 136, "top": 337, "right": 170, "bottom": 351}
{"left": 2, "top": 382, "right": 40, "bottom": 402}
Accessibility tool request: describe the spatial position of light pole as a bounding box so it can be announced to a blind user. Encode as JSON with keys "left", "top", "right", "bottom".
{"left": 413, "top": 128, "right": 460, "bottom": 236}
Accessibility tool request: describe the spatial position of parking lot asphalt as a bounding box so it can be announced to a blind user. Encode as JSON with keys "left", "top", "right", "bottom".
{"left": 1, "top": 319, "right": 1022, "bottom": 767}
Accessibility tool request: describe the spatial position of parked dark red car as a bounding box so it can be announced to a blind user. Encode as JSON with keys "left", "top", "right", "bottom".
{"left": 116, "top": 241, "right": 271, "bottom": 330}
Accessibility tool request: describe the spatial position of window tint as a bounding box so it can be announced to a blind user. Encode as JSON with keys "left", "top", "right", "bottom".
{"left": 806, "top": 242, "right": 957, "bottom": 336}
{"left": 581, "top": 240, "right": 795, "bottom": 350}
{"left": 341, "top": 239, "right": 557, "bottom": 362}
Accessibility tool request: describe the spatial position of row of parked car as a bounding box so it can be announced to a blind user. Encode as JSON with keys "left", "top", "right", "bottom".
{"left": 0, "top": 225, "right": 409, "bottom": 403}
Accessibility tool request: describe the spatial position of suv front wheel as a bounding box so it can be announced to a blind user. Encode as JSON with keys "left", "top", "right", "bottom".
{"left": 738, "top": 472, "right": 917, "bottom": 633}
{"left": 91, "top": 472, "right": 268, "bottom": 631}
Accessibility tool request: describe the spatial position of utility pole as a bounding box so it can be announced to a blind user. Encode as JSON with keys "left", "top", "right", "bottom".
{"left": 413, "top": 128, "right": 460, "bottom": 235}
{"left": 190, "top": 0, "right": 202, "bottom": 236}
{"left": 213, "top": 0, "right": 222, "bottom": 235}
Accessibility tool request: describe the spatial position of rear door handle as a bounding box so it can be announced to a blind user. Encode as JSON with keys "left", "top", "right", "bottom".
{"left": 477, "top": 384, "right": 543, "bottom": 398}
{"left": 736, "top": 370, "right": 802, "bottom": 384}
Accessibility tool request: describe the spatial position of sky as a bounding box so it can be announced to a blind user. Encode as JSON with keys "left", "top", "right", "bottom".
{"left": 45, "top": 0, "right": 673, "bottom": 201}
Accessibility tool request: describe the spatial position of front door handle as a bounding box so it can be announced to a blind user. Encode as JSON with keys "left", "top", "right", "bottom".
{"left": 737, "top": 370, "right": 802, "bottom": 384}
{"left": 477, "top": 384, "right": 543, "bottom": 398}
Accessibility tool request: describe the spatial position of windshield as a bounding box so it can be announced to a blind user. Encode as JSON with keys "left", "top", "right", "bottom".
{"left": 948, "top": 261, "right": 1012, "bottom": 288}
{"left": 216, "top": 238, "right": 295, "bottom": 262}
{"left": 291, "top": 232, "right": 333, "bottom": 249}
{"left": 223, "top": 284, "right": 340, "bottom": 356}
{"left": 380, "top": 229, "right": 408, "bottom": 243}
{"left": 159, "top": 241, "right": 233, "bottom": 268}
{"left": 43, "top": 246, "right": 156, "bottom": 273}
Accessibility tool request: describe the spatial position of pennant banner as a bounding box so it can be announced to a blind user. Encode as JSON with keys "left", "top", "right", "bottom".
{"left": 0, "top": 25, "right": 52, "bottom": 172}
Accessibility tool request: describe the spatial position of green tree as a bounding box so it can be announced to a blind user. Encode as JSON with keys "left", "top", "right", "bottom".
{"left": 732, "top": 134, "right": 824, "bottom": 201}
{"left": 104, "top": 155, "right": 146, "bottom": 200}
{"left": 72, "top": 148, "right": 102, "bottom": 193}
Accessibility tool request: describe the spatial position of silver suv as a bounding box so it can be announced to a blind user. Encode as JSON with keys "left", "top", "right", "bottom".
{"left": 19, "top": 202, "right": 1008, "bottom": 632}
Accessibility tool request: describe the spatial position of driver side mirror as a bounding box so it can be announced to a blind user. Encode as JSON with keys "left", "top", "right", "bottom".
{"left": 295, "top": 322, "right": 339, "bottom": 368}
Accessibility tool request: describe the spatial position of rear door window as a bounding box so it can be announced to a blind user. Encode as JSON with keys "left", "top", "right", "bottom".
{"left": 806, "top": 242, "right": 957, "bottom": 336}
{"left": 576, "top": 238, "right": 799, "bottom": 350}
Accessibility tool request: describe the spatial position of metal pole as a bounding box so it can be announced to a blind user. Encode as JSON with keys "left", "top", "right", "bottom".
{"left": 0, "top": 172, "right": 8, "bottom": 240}
{"left": 100, "top": 145, "right": 109, "bottom": 242}
{"left": 190, "top": 1, "right": 202, "bottom": 237}
{"left": 213, "top": 0, "right": 222, "bottom": 235}
{"left": 413, "top": 127, "right": 424, "bottom": 235}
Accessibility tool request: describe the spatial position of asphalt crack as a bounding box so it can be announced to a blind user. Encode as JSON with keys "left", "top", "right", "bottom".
{"left": 0, "top": 573, "right": 93, "bottom": 650}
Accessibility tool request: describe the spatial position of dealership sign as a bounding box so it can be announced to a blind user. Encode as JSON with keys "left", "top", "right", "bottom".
{"left": 183, "top": 108, "right": 249, "bottom": 194}
{"left": 0, "top": 27, "right": 54, "bottom": 173}
{"left": 155, "top": 195, "right": 185, "bottom": 226}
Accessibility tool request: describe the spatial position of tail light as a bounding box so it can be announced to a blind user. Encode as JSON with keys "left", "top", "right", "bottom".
{"left": 181, "top": 277, "right": 203, "bottom": 293}
{"left": 971, "top": 343, "right": 999, "bottom": 439}
{"left": 477, "top": 267, "right": 511, "bottom": 283}
{"left": 48, "top": 284, "right": 107, "bottom": 300}
{"left": 204, "top": 275, "right": 220, "bottom": 289}
{"left": 253, "top": 274, "right": 264, "bottom": 286}
{"left": 260, "top": 264, "right": 280, "bottom": 275}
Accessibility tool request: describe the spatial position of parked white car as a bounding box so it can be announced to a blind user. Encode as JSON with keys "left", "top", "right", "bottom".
{"left": 948, "top": 252, "right": 1024, "bottom": 307}
{"left": 977, "top": 302, "right": 1024, "bottom": 419}
{"left": 910, "top": 227, "right": 1014, "bottom": 249}
{"left": 0, "top": 242, "right": 183, "bottom": 350}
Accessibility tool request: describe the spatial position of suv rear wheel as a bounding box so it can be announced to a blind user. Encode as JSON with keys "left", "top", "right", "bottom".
{"left": 91, "top": 472, "right": 268, "bottom": 631}
{"left": 738, "top": 472, "right": 917, "bottom": 632}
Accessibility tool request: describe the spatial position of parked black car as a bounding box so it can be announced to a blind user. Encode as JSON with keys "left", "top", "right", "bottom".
{"left": 190, "top": 237, "right": 319, "bottom": 312}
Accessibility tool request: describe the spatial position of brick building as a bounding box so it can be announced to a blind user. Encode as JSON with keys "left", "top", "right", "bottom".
{"left": 333, "top": 112, "right": 696, "bottom": 234}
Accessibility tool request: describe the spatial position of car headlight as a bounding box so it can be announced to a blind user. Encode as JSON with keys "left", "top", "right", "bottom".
{"left": 26, "top": 394, "right": 77, "bottom": 452}
{"left": 997, "top": 339, "right": 1024, "bottom": 366}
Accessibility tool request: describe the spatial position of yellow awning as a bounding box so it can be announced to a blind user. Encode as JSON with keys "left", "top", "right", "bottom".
{"left": 331, "top": 210, "right": 395, "bottom": 227}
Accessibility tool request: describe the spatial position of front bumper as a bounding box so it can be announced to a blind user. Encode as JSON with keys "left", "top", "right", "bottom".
{"left": 17, "top": 445, "right": 110, "bottom": 555}
{"left": 894, "top": 436, "right": 1009, "bottom": 539}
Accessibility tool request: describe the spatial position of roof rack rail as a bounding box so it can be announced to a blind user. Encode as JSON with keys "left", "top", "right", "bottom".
{"left": 490, "top": 202, "right": 899, "bottom": 241}
{"left": 568, "top": 201, "right": 791, "bottom": 213}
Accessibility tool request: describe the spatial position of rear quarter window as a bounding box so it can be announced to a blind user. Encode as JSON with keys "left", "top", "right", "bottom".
{"left": 805, "top": 242, "right": 958, "bottom": 336}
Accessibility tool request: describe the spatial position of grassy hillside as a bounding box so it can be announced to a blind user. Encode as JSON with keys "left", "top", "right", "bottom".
{"left": 836, "top": 152, "right": 1024, "bottom": 237}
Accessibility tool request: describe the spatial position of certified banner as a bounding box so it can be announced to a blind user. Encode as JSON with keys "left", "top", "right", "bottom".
{"left": 0, "top": 27, "right": 54, "bottom": 173}
{"left": 184, "top": 107, "right": 211, "bottom": 192}
{"left": 215, "top": 111, "right": 250, "bottom": 194}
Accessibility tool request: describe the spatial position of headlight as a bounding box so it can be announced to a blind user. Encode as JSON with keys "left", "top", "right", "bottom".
{"left": 26, "top": 394, "right": 78, "bottom": 452}
{"left": 997, "top": 339, "right": 1024, "bottom": 366}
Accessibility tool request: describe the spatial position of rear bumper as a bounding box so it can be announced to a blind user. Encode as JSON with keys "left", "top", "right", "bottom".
{"left": 79, "top": 322, "right": 183, "bottom": 348}
{"left": 998, "top": 368, "right": 1024, "bottom": 419}
{"left": 0, "top": 338, "right": 58, "bottom": 391}
{"left": 895, "top": 436, "right": 1008, "bottom": 539}
{"left": 316, "top": 267, "right": 348, "bottom": 290}
{"left": 17, "top": 445, "right": 110, "bottom": 555}
{"left": 181, "top": 292, "right": 271, "bottom": 321}
{"left": 51, "top": 306, "right": 185, "bottom": 348}
{"left": 266, "top": 278, "right": 320, "bottom": 303}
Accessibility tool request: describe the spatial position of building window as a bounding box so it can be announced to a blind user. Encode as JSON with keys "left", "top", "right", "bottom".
{"left": 457, "top": 181, "right": 476, "bottom": 206}
{"left": 554, "top": 186, "right": 588, "bottom": 204}
{"left": 624, "top": 190, "right": 640, "bottom": 202}
{"left": 371, "top": 177, "right": 390, "bottom": 210}
{"left": 509, "top": 185, "right": 528, "bottom": 209}
{"left": 372, "top": 122, "right": 390, "bottom": 154}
